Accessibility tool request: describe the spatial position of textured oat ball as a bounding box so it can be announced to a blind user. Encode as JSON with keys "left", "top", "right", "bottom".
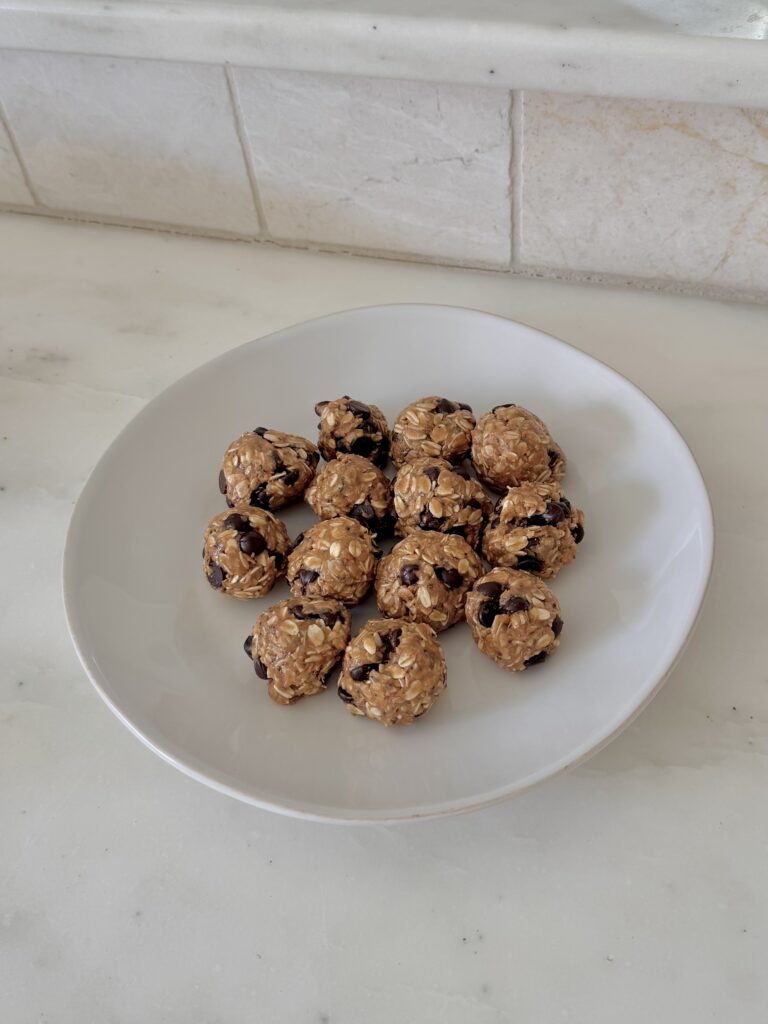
{"left": 315, "top": 397, "right": 390, "bottom": 468}
{"left": 391, "top": 396, "right": 475, "bottom": 467}
{"left": 245, "top": 597, "right": 351, "bottom": 705}
{"left": 392, "top": 457, "right": 491, "bottom": 548}
{"left": 466, "top": 568, "right": 563, "bottom": 672}
{"left": 375, "top": 531, "right": 483, "bottom": 632}
{"left": 287, "top": 516, "right": 378, "bottom": 606}
{"left": 203, "top": 507, "right": 291, "bottom": 599}
{"left": 471, "top": 404, "right": 565, "bottom": 492}
{"left": 338, "top": 618, "right": 447, "bottom": 725}
{"left": 482, "top": 482, "right": 585, "bottom": 578}
{"left": 304, "top": 453, "right": 394, "bottom": 536}
{"left": 219, "top": 428, "right": 320, "bottom": 511}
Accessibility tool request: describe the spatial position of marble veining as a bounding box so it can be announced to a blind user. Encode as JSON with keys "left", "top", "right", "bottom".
{"left": 1, "top": 213, "right": 767, "bottom": 1022}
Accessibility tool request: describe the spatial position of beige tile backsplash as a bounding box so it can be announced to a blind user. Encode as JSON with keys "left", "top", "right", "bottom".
{"left": 0, "top": 50, "right": 765, "bottom": 300}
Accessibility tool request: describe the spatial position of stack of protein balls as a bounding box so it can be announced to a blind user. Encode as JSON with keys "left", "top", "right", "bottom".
{"left": 203, "top": 396, "right": 584, "bottom": 727}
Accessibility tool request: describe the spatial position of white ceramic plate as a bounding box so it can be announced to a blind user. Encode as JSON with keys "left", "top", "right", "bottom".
{"left": 63, "top": 305, "right": 713, "bottom": 822}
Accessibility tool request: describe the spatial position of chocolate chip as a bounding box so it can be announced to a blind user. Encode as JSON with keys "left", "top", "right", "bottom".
{"left": 572, "top": 523, "right": 584, "bottom": 544}
{"left": 419, "top": 509, "right": 442, "bottom": 530}
{"left": 492, "top": 403, "right": 516, "bottom": 413}
{"left": 435, "top": 566, "right": 462, "bottom": 589}
{"left": 314, "top": 402, "right": 329, "bottom": 416}
{"left": 547, "top": 449, "right": 560, "bottom": 470}
{"left": 243, "top": 634, "right": 253, "bottom": 659}
{"left": 207, "top": 564, "right": 226, "bottom": 589}
{"left": 293, "top": 532, "right": 305, "bottom": 548}
{"left": 515, "top": 554, "right": 542, "bottom": 573}
{"left": 349, "top": 500, "right": 375, "bottom": 523}
{"left": 525, "top": 536, "right": 540, "bottom": 549}
{"left": 424, "top": 465, "right": 441, "bottom": 484}
{"left": 250, "top": 484, "right": 269, "bottom": 508}
{"left": 253, "top": 656, "right": 268, "bottom": 679}
{"left": 253, "top": 427, "right": 268, "bottom": 436}
{"left": 458, "top": 402, "right": 473, "bottom": 412}
{"left": 338, "top": 686, "right": 355, "bottom": 704}
{"left": 320, "top": 609, "right": 342, "bottom": 629}
{"left": 524, "top": 650, "right": 548, "bottom": 668}
{"left": 309, "top": 450, "right": 320, "bottom": 468}
{"left": 467, "top": 498, "right": 482, "bottom": 509}
{"left": 434, "top": 398, "right": 456, "bottom": 415}
{"left": 552, "top": 615, "right": 563, "bottom": 637}
{"left": 239, "top": 530, "right": 266, "bottom": 556}
{"left": 478, "top": 600, "right": 500, "bottom": 628}
{"left": 350, "top": 435, "right": 375, "bottom": 458}
{"left": 380, "top": 628, "right": 402, "bottom": 656}
{"left": 400, "top": 564, "right": 419, "bottom": 586}
{"left": 476, "top": 581, "right": 503, "bottom": 599}
{"left": 298, "top": 568, "right": 319, "bottom": 591}
{"left": 373, "top": 440, "right": 390, "bottom": 469}
{"left": 349, "top": 663, "right": 377, "bottom": 682}
{"left": 272, "top": 551, "right": 285, "bottom": 569}
{"left": 489, "top": 515, "right": 501, "bottom": 529}
{"left": 501, "top": 596, "right": 529, "bottom": 614}
{"left": 223, "top": 513, "right": 251, "bottom": 533}
{"left": 218, "top": 469, "right": 227, "bottom": 494}
{"left": 282, "top": 470, "right": 299, "bottom": 487}
{"left": 347, "top": 400, "right": 370, "bottom": 416}
{"left": 446, "top": 525, "right": 466, "bottom": 536}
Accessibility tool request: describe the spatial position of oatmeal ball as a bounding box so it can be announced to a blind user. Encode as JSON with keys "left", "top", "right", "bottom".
{"left": 338, "top": 618, "right": 447, "bottom": 725}
{"left": 391, "top": 396, "right": 475, "bottom": 467}
{"left": 219, "top": 427, "right": 320, "bottom": 511}
{"left": 304, "top": 453, "right": 394, "bottom": 536}
{"left": 245, "top": 597, "right": 351, "bottom": 705}
{"left": 482, "top": 482, "right": 585, "bottom": 578}
{"left": 315, "top": 397, "right": 390, "bottom": 468}
{"left": 392, "top": 457, "right": 491, "bottom": 548}
{"left": 471, "top": 404, "right": 565, "bottom": 492}
{"left": 376, "top": 531, "right": 483, "bottom": 632}
{"left": 286, "top": 516, "right": 378, "bottom": 606}
{"left": 466, "top": 568, "right": 563, "bottom": 672}
{"left": 203, "top": 507, "right": 291, "bottom": 599}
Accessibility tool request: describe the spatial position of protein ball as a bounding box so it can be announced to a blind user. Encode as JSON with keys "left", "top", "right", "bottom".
{"left": 315, "top": 397, "right": 390, "bottom": 468}
{"left": 203, "top": 507, "right": 291, "bottom": 599}
{"left": 286, "top": 516, "right": 378, "bottom": 606}
{"left": 304, "top": 453, "right": 394, "bottom": 536}
{"left": 219, "top": 428, "right": 320, "bottom": 511}
{"left": 391, "top": 396, "right": 475, "bottom": 467}
{"left": 246, "top": 597, "right": 351, "bottom": 705}
{"left": 470, "top": 404, "right": 565, "bottom": 492}
{"left": 392, "top": 456, "right": 491, "bottom": 548}
{"left": 338, "top": 618, "right": 447, "bottom": 725}
{"left": 465, "top": 568, "right": 563, "bottom": 672}
{"left": 375, "top": 531, "right": 483, "bottom": 632}
{"left": 482, "top": 482, "right": 585, "bottom": 578}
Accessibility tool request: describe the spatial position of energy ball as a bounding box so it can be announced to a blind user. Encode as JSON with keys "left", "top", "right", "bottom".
{"left": 375, "top": 531, "right": 483, "bottom": 632}
{"left": 315, "top": 397, "right": 390, "bottom": 468}
{"left": 286, "top": 516, "right": 378, "bottom": 606}
{"left": 338, "top": 618, "right": 447, "bottom": 725}
{"left": 391, "top": 396, "right": 475, "bottom": 467}
{"left": 482, "top": 482, "right": 585, "bottom": 578}
{"left": 392, "top": 457, "right": 491, "bottom": 548}
{"left": 245, "top": 597, "right": 351, "bottom": 705}
{"left": 471, "top": 404, "right": 565, "bottom": 492}
{"left": 203, "top": 507, "right": 291, "bottom": 599}
{"left": 304, "top": 453, "right": 394, "bottom": 536}
{"left": 219, "top": 427, "right": 320, "bottom": 511}
{"left": 466, "top": 568, "right": 563, "bottom": 672}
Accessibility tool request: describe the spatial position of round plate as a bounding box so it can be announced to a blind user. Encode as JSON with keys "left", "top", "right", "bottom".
{"left": 63, "top": 305, "right": 713, "bottom": 822}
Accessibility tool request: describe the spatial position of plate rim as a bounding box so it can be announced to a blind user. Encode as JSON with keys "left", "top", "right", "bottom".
{"left": 62, "top": 302, "right": 715, "bottom": 824}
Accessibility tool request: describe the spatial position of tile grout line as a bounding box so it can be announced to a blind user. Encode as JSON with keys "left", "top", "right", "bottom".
{"left": 224, "top": 64, "right": 270, "bottom": 239}
{"left": 509, "top": 90, "right": 524, "bottom": 266}
{"left": 0, "top": 100, "right": 43, "bottom": 208}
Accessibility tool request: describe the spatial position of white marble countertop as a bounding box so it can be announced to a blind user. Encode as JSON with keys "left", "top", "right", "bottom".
{"left": 2, "top": 212, "right": 767, "bottom": 1022}
{"left": 2, "top": 0, "right": 768, "bottom": 108}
